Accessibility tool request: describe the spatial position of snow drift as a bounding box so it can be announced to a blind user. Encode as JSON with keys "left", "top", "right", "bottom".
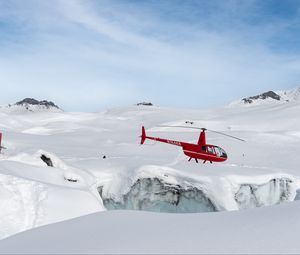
{"left": 3, "top": 202, "right": 300, "bottom": 254}
{"left": 0, "top": 151, "right": 105, "bottom": 240}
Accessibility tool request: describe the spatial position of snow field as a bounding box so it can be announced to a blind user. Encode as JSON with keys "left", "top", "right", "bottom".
{"left": 1, "top": 91, "right": 300, "bottom": 244}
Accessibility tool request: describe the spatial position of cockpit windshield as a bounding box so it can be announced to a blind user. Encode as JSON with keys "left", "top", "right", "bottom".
{"left": 214, "top": 146, "right": 227, "bottom": 158}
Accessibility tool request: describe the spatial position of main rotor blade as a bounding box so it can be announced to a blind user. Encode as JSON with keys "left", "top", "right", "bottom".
{"left": 159, "top": 125, "right": 206, "bottom": 131}
{"left": 206, "top": 129, "right": 246, "bottom": 142}
{"left": 158, "top": 125, "right": 245, "bottom": 142}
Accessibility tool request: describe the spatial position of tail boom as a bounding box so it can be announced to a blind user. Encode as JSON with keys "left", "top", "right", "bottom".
{"left": 140, "top": 126, "right": 185, "bottom": 147}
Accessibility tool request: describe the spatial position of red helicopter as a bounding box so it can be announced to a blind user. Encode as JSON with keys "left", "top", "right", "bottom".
{"left": 140, "top": 126, "right": 245, "bottom": 163}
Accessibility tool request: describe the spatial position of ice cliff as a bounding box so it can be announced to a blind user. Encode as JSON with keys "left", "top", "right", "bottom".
{"left": 98, "top": 166, "right": 296, "bottom": 213}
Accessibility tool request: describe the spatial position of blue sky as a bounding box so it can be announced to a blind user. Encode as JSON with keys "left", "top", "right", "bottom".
{"left": 0, "top": 0, "right": 300, "bottom": 111}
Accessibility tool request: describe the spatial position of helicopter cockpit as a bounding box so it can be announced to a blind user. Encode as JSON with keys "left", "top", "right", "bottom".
{"left": 213, "top": 146, "right": 227, "bottom": 158}
{"left": 202, "top": 145, "right": 227, "bottom": 158}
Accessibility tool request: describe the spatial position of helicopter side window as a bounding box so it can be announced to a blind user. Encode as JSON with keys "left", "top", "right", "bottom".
{"left": 202, "top": 146, "right": 206, "bottom": 152}
{"left": 207, "top": 146, "right": 214, "bottom": 154}
{"left": 214, "top": 147, "right": 222, "bottom": 157}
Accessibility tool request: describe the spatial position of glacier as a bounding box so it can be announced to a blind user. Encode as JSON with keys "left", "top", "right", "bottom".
{"left": 99, "top": 177, "right": 217, "bottom": 213}
{"left": 98, "top": 166, "right": 296, "bottom": 213}
{"left": 235, "top": 178, "right": 293, "bottom": 209}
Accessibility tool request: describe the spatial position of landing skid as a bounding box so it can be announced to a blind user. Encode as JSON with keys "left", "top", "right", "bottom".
{"left": 188, "top": 157, "right": 211, "bottom": 164}
{"left": 188, "top": 157, "right": 199, "bottom": 163}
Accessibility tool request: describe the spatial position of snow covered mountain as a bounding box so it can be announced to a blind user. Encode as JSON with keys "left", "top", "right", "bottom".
{"left": 229, "top": 87, "right": 300, "bottom": 107}
{"left": 1, "top": 90, "right": 300, "bottom": 253}
{"left": 0, "top": 98, "right": 62, "bottom": 113}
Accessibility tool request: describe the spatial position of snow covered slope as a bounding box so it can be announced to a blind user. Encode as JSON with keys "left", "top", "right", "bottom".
{"left": 1, "top": 91, "right": 300, "bottom": 251}
{"left": 1, "top": 201, "right": 300, "bottom": 254}
{"left": 0, "top": 150, "right": 105, "bottom": 239}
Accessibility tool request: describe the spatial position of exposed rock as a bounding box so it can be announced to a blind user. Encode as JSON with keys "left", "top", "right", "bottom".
{"left": 64, "top": 177, "right": 78, "bottom": 183}
{"left": 15, "top": 98, "right": 60, "bottom": 109}
{"left": 136, "top": 102, "right": 153, "bottom": 106}
{"left": 40, "top": 154, "right": 53, "bottom": 167}
{"left": 242, "top": 91, "right": 281, "bottom": 104}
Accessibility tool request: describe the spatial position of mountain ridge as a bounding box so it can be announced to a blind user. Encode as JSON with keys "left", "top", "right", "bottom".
{"left": 229, "top": 87, "right": 300, "bottom": 107}
{"left": 1, "top": 98, "right": 62, "bottom": 113}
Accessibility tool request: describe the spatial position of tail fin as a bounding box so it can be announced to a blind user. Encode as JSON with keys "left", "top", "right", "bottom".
{"left": 198, "top": 130, "right": 206, "bottom": 146}
{"left": 140, "top": 126, "right": 146, "bottom": 145}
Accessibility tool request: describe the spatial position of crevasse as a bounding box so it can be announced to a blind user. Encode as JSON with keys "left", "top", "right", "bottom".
{"left": 98, "top": 177, "right": 295, "bottom": 213}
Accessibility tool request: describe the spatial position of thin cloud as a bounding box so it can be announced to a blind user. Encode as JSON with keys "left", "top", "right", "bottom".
{"left": 0, "top": 0, "right": 299, "bottom": 110}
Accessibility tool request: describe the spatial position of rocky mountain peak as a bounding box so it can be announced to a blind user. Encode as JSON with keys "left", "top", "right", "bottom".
{"left": 242, "top": 91, "right": 281, "bottom": 104}
{"left": 15, "top": 98, "right": 60, "bottom": 109}
{"left": 136, "top": 102, "right": 153, "bottom": 106}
